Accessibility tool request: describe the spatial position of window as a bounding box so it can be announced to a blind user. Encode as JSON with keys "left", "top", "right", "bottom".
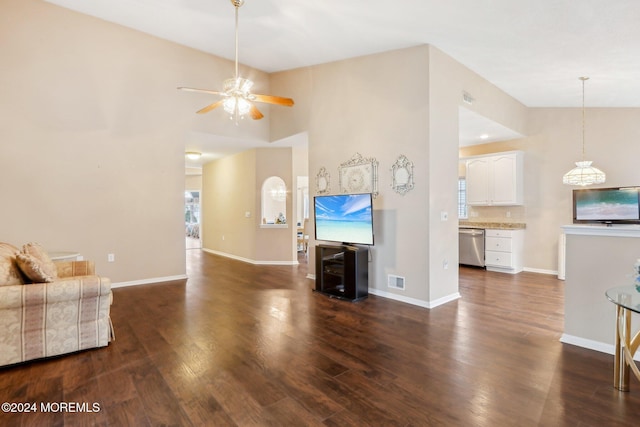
{"left": 458, "top": 178, "right": 468, "bottom": 219}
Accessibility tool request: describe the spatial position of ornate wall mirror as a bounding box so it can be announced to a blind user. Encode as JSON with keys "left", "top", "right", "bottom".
{"left": 391, "top": 154, "right": 414, "bottom": 195}
{"left": 316, "top": 167, "right": 330, "bottom": 195}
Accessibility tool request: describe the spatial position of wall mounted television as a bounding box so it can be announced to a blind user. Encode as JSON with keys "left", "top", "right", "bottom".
{"left": 573, "top": 187, "right": 640, "bottom": 224}
{"left": 314, "top": 193, "right": 374, "bottom": 245}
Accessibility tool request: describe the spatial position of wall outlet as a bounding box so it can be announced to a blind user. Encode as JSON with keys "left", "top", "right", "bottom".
{"left": 222, "top": 235, "right": 225, "bottom": 241}
{"left": 440, "top": 211, "right": 448, "bottom": 221}
{"left": 107, "top": 253, "right": 115, "bottom": 262}
{"left": 443, "top": 259, "right": 449, "bottom": 269}
{"left": 506, "top": 211, "right": 511, "bottom": 218}
{"left": 245, "top": 211, "right": 251, "bottom": 218}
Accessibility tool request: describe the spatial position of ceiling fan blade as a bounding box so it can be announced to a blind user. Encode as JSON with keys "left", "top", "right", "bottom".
{"left": 196, "top": 100, "right": 223, "bottom": 114}
{"left": 252, "top": 94, "right": 295, "bottom": 107}
{"left": 250, "top": 104, "right": 264, "bottom": 120}
{"left": 178, "top": 87, "right": 223, "bottom": 96}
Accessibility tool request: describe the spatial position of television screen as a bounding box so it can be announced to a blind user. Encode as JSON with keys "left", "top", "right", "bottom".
{"left": 573, "top": 187, "right": 640, "bottom": 224}
{"left": 314, "top": 193, "right": 374, "bottom": 245}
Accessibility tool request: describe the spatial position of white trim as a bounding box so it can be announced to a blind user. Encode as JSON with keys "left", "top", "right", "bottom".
{"left": 260, "top": 224, "right": 288, "bottom": 229}
{"left": 560, "top": 334, "right": 640, "bottom": 361}
{"left": 428, "top": 292, "right": 462, "bottom": 308}
{"left": 562, "top": 224, "right": 640, "bottom": 237}
{"left": 112, "top": 274, "right": 188, "bottom": 288}
{"left": 368, "top": 289, "right": 461, "bottom": 309}
{"left": 306, "top": 273, "right": 316, "bottom": 280}
{"left": 202, "top": 248, "right": 298, "bottom": 266}
{"left": 523, "top": 267, "right": 559, "bottom": 276}
{"left": 560, "top": 334, "right": 612, "bottom": 355}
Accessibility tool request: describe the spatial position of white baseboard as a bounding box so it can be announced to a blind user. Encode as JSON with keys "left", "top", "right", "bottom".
{"left": 368, "top": 289, "right": 461, "bottom": 309}
{"left": 112, "top": 274, "right": 188, "bottom": 288}
{"left": 560, "top": 333, "right": 640, "bottom": 361}
{"left": 560, "top": 334, "right": 612, "bottom": 354}
{"left": 202, "top": 248, "right": 298, "bottom": 265}
{"left": 523, "top": 267, "right": 559, "bottom": 276}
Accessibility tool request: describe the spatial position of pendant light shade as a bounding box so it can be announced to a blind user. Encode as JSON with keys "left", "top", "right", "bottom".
{"left": 562, "top": 160, "right": 606, "bottom": 186}
{"left": 562, "top": 77, "right": 606, "bottom": 186}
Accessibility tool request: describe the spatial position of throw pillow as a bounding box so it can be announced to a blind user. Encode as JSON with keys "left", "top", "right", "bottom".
{"left": 15, "top": 253, "right": 56, "bottom": 283}
{"left": 22, "top": 242, "right": 57, "bottom": 280}
{"left": 0, "top": 243, "right": 23, "bottom": 286}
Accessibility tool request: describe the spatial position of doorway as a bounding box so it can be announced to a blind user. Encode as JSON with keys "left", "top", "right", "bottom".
{"left": 185, "top": 191, "right": 201, "bottom": 249}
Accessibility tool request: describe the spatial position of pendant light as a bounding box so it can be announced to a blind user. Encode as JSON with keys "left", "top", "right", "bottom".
{"left": 562, "top": 77, "right": 606, "bottom": 186}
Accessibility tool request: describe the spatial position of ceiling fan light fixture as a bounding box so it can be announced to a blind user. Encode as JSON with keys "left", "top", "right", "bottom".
{"left": 223, "top": 96, "right": 252, "bottom": 117}
{"left": 178, "top": 0, "right": 294, "bottom": 121}
{"left": 223, "top": 77, "right": 253, "bottom": 96}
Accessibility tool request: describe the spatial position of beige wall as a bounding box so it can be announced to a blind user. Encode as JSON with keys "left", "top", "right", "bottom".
{"left": 202, "top": 150, "right": 257, "bottom": 260}
{"left": 201, "top": 148, "right": 296, "bottom": 263}
{"left": 185, "top": 173, "right": 202, "bottom": 192}
{"left": 563, "top": 231, "right": 640, "bottom": 350}
{"left": 272, "top": 46, "right": 432, "bottom": 302}
{"left": 0, "top": 0, "right": 268, "bottom": 283}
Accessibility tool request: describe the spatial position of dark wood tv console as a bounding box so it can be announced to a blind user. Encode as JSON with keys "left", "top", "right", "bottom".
{"left": 315, "top": 244, "right": 368, "bottom": 302}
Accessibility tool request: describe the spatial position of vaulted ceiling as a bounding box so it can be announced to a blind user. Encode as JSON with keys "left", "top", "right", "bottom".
{"left": 42, "top": 0, "right": 640, "bottom": 162}
{"left": 45, "top": 0, "right": 640, "bottom": 107}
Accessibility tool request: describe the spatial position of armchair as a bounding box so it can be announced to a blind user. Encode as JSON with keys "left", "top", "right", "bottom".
{"left": 0, "top": 242, "right": 114, "bottom": 367}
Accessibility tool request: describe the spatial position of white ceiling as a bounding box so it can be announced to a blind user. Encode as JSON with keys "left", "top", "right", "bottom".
{"left": 43, "top": 0, "right": 640, "bottom": 161}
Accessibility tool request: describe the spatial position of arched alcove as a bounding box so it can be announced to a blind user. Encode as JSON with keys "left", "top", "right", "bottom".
{"left": 261, "top": 176, "right": 287, "bottom": 225}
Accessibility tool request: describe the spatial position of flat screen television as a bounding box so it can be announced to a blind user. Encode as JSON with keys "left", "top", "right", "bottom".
{"left": 573, "top": 187, "right": 640, "bottom": 224}
{"left": 314, "top": 193, "right": 374, "bottom": 245}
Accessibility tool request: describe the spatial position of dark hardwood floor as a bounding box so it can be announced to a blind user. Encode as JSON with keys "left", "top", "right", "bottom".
{"left": 2, "top": 250, "right": 640, "bottom": 426}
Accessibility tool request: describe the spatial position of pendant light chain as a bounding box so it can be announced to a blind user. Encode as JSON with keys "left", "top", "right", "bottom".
{"left": 581, "top": 76, "right": 588, "bottom": 160}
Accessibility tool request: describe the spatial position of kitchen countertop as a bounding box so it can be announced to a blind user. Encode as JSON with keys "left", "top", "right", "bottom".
{"left": 459, "top": 221, "right": 526, "bottom": 230}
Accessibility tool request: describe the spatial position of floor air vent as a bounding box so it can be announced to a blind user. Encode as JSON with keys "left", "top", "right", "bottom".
{"left": 388, "top": 274, "right": 405, "bottom": 290}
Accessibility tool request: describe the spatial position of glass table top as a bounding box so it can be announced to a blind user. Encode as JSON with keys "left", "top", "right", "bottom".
{"left": 606, "top": 286, "right": 640, "bottom": 314}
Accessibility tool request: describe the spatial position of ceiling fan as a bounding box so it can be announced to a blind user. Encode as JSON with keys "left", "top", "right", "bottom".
{"left": 178, "top": 0, "right": 294, "bottom": 121}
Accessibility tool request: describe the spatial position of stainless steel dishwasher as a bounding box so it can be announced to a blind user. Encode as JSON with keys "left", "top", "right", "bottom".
{"left": 459, "top": 228, "right": 485, "bottom": 267}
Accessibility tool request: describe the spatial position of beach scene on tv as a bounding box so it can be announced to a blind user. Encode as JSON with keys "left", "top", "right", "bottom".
{"left": 575, "top": 189, "right": 640, "bottom": 220}
{"left": 314, "top": 194, "right": 374, "bottom": 245}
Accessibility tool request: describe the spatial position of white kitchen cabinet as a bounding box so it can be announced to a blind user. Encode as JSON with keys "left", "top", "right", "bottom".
{"left": 485, "top": 229, "right": 524, "bottom": 274}
{"left": 465, "top": 151, "right": 524, "bottom": 206}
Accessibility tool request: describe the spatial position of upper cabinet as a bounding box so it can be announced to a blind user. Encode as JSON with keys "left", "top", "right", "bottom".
{"left": 465, "top": 151, "right": 524, "bottom": 206}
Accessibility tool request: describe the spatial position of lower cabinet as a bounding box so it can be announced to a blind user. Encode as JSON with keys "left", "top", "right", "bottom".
{"left": 315, "top": 244, "right": 368, "bottom": 301}
{"left": 485, "top": 229, "right": 524, "bottom": 274}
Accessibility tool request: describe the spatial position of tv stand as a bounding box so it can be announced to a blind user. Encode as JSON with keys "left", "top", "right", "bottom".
{"left": 315, "top": 244, "right": 368, "bottom": 302}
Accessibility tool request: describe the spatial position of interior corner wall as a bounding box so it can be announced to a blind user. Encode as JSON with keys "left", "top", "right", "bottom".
{"left": 201, "top": 148, "right": 295, "bottom": 263}
{"left": 427, "top": 46, "right": 529, "bottom": 301}
{"left": 0, "top": 0, "right": 269, "bottom": 283}
{"left": 272, "top": 46, "right": 433, "bottom": 303}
